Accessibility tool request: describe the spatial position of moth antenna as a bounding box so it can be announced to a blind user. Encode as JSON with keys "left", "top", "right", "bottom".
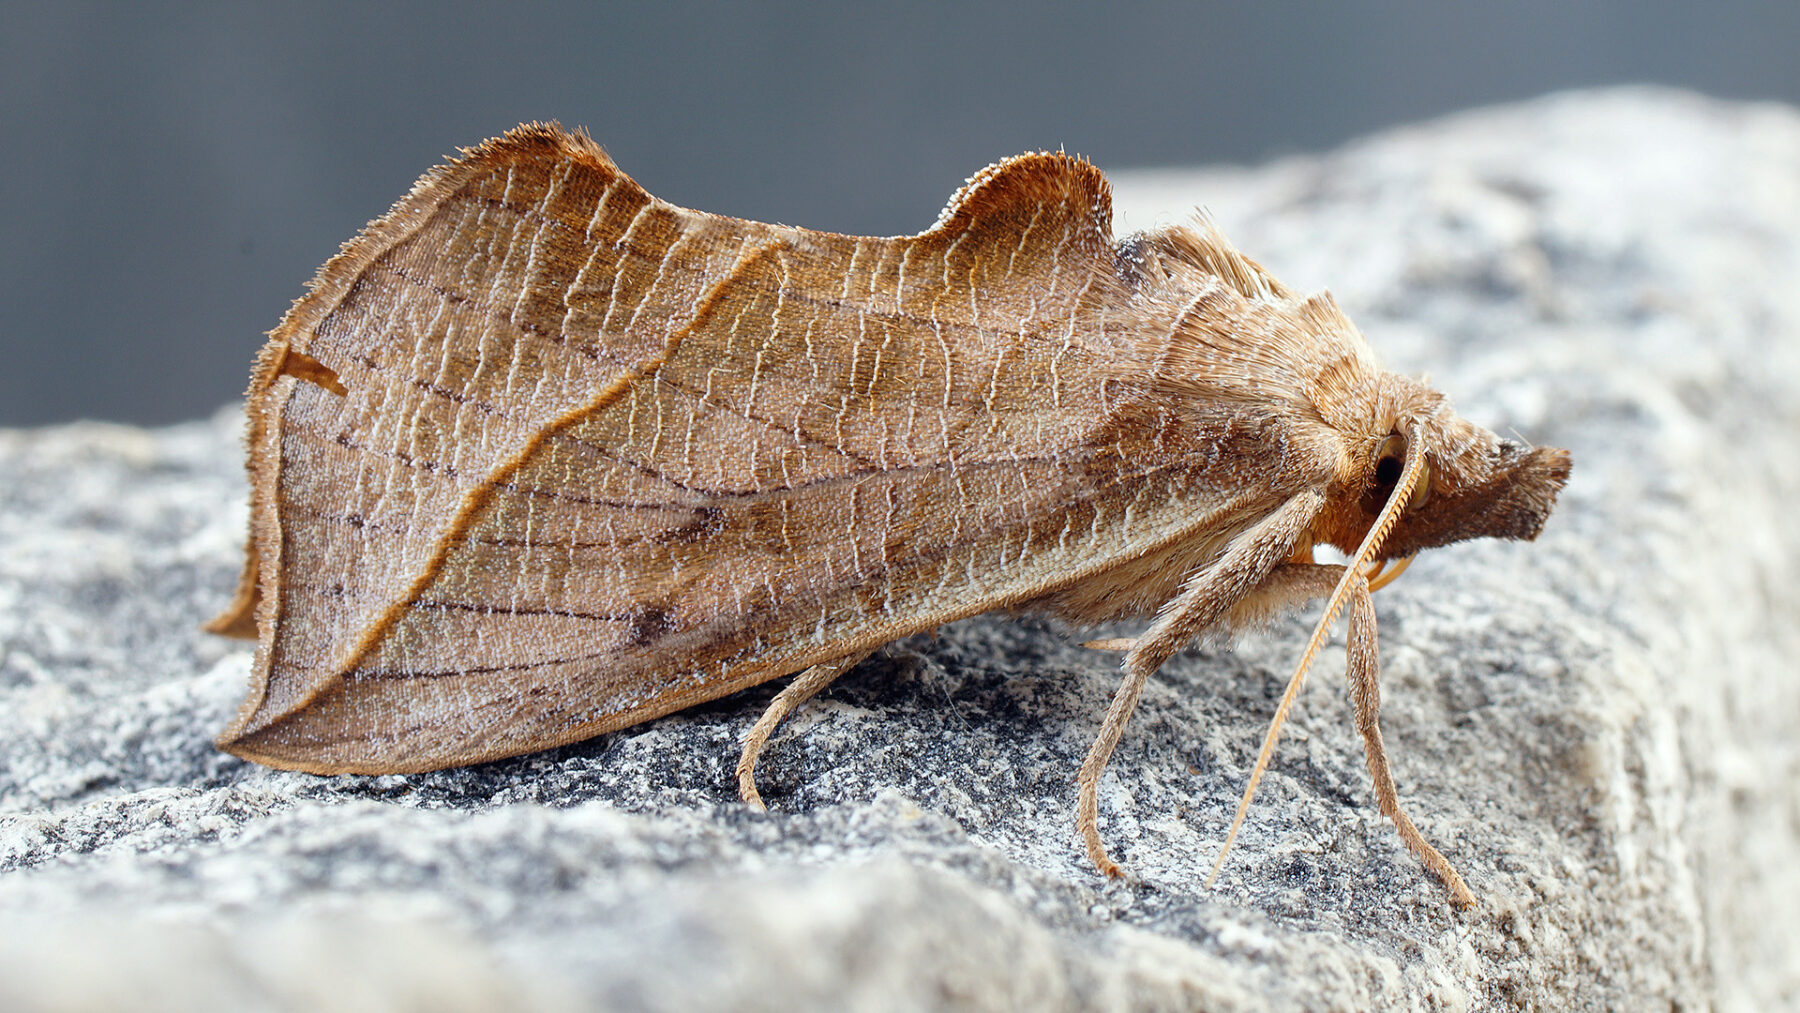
{"left": 1361, "top": 557, "right": 1388, "bottom": 586}
{"left": 1206, "top": 423, "right": 1430, "bottom": 889}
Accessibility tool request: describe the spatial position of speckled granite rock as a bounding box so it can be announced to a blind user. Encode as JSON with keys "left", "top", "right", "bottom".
{"left": 2, "top": 87, "right": 1796, "bottom": 1011}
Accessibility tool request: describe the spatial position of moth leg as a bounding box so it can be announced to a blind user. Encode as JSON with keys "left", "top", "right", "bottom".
{"left": 1345, "top": 578, "right": 1477, "bottom": 908}
{"left": 737, "top": 650, "right": 875, "bottom": 810}
{"left": 1079, "top": 637, "right": 1137, "bottom": 652}
{"left": 1077, "top": 491, "right": 1325, "bottom": 877}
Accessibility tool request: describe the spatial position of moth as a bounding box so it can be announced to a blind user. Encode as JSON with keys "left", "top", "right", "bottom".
{"left": 210, "top": 124, "right": 1569, "bottom": 906}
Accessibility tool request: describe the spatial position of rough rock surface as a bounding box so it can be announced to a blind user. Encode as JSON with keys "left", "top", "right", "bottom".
{"left": 2, "top": 88, "right": 1796, "bottom": 1011}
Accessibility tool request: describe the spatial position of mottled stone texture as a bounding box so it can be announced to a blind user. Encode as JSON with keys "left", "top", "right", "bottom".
{"left": 2, "top": 88, "right": 1796, "bottom": 1011}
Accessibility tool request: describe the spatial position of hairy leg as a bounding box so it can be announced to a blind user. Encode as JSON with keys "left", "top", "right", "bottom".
{"left": 1345, "top": 581, "right": 1476, "bottom": 907}
{"left": 1207, "top": 561, "right": 1476, "bottom": 907}
{"left": 737, "top": 650, "right": 875, "bottom": 809}
{"left": 1076, "top": 491, "right": 1324, "bottom": 876}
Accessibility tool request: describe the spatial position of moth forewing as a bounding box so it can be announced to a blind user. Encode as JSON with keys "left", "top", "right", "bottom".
{"left": 212, "top": 124, "right": 1569, "bottom": 908}
{"left": 216, "top": 126, "right": 1238, "bottom": 770}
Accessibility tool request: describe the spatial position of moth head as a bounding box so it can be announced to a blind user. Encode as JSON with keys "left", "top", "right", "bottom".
{"left": 1342, "top": 391, "right": 1571, "bottom": 561}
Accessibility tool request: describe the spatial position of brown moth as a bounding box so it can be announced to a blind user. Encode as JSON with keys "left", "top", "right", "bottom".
{"left": 209, "top": 123, "right": 1569, "bottom": 907}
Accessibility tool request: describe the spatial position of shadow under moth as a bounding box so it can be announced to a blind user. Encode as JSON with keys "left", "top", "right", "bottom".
{"left": 209, "top": 124, "right": 1570, "bottom": 907}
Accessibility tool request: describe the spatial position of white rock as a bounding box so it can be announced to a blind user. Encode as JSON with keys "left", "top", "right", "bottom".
{"left": 1, "top": 87, "right": 1795, "bottom": 1011}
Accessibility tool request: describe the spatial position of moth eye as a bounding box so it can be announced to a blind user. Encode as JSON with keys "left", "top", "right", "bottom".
{"left": 1362, "top": 432, "right": 1430, "bottom": 514}
{"left": 1373, "top": 436, "right": 1406, "bottom": 486}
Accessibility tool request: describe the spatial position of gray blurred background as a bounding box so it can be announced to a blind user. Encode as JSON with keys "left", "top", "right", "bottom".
{"left": 4, "top": 2, "right": 1796, "bottom": 427}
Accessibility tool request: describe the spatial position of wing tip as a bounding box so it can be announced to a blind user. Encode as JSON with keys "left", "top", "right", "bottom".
{"left": 925, "top": 150, "right": 1114, "bottom": 249}
{"left": 214, "top": 710, "right": 411, "bottom": 776}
